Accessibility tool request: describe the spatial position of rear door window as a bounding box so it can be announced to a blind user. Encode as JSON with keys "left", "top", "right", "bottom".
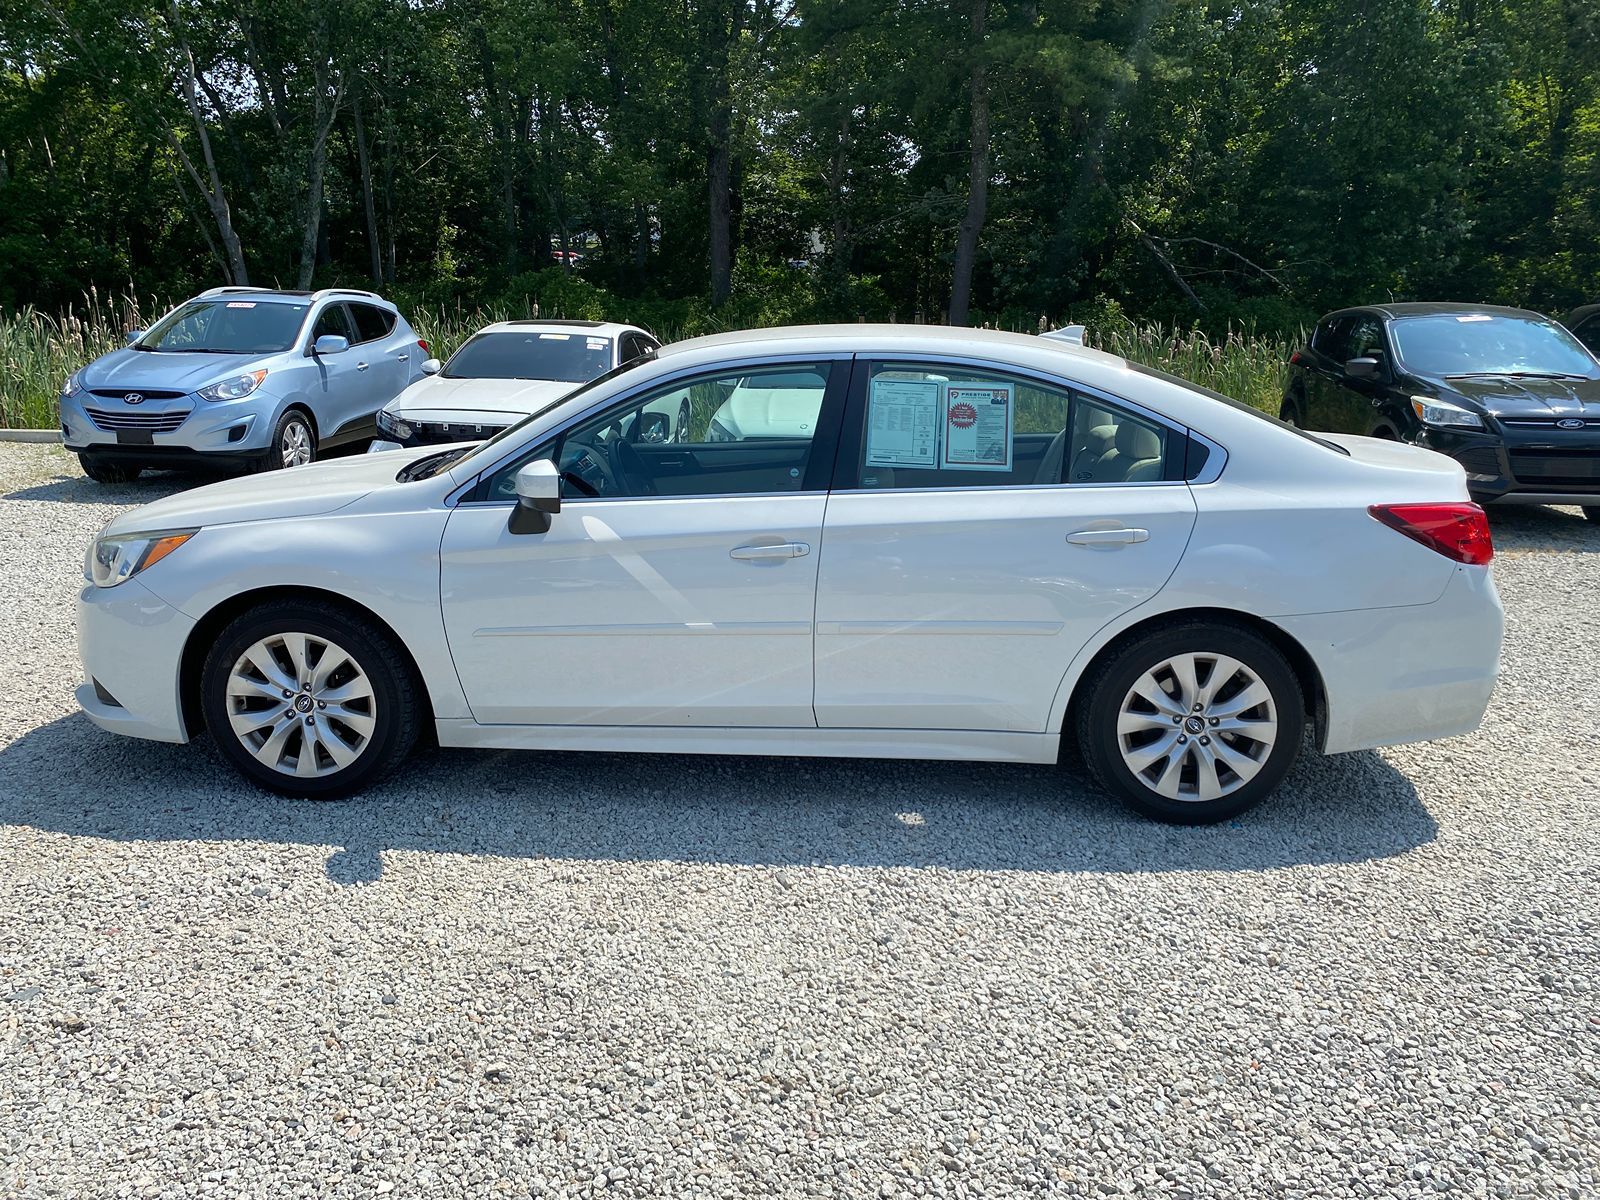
{"left": 351, "top": 303, "right": 397, "bottom": 344}
{"left": 1312, "top": 315, "right": 1354, "bottom": 363}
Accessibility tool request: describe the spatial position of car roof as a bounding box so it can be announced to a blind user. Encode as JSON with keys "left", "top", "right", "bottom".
{"left": 1322, "top": 302, "right": 1551, "bottom": 322}
{"left": 655, "top": 323, "right": 1129, "bottom": 369}
{"left": 1562, "top": 303, "right": 1600, "bottom": 326}
{"left": 477, "top": 319, "right": 648, "bottom": 338}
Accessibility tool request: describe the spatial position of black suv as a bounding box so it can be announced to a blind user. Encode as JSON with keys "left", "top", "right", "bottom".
{"left": 1283, "top": 303, "right": 1600, "bottom": 521}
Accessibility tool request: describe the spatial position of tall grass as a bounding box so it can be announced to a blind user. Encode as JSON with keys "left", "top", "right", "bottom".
{"left": 0, "top": 294, "right": 1293, "bottom": 429}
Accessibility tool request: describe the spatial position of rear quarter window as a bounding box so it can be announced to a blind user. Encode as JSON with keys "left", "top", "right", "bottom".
{"left": 351, "top": 304, "right": 398, "bottom": 343}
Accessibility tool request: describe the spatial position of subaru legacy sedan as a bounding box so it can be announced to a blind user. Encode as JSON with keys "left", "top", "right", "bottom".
{"left": 77, "top": 326, "right": 1502, "bottom": 823}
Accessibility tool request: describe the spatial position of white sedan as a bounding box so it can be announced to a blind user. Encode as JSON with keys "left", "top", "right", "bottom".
{"left": 77, "top": 325, "right": 1503, "bottom": 823}
{"left": 369, "top": 319, "right": 662, "bottom": 450}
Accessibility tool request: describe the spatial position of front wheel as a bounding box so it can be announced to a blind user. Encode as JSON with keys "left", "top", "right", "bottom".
{"left": 80, "top": 456, "right": 141, "bottom": 485}
{"left": 200, "top": 601, "right": 421, "bottom": 798}
{"left": 256, "top": 409, "right": 316, "bottom": 472}
{"left": 1075, "top": 622, "right": 1305, "bottom": 824}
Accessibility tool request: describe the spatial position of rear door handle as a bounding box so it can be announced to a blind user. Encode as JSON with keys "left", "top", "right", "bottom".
{"left": 1066, "top": 528, "right": 1149, "bottom": 546}
{"left": 395, "top": 354, "right": 410, "bottom": 363}
{"left": 730, "top": 542, "right": 811, "bottom": 560}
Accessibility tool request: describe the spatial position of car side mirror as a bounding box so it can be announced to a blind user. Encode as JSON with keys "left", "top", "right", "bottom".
{"left": 508, "top": 459, "right": 560, "bottom": 535}
{"left": 421, "top": 358, "right": 442, "bottom": 376}
{"left": 635, "top": 410, "right": 671, "bottom": 443}
{"left": 124, "top": 329, "right": 144, "bottom": 345}
{"left": 1345, "top": 356, "right": 1381, "bottom": 380}
{"left": 313, "top": 334, "right": 349, "bottom": 356}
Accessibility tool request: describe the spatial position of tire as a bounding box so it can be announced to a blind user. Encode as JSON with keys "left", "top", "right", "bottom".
{"left": 1075, "top": 621, "right": 1305, "bottom": 825}
{"left": 1278, "top": 395, "right": 1305, "bottom": 427}
{"left": 1584, "top": 506, "right": 1599, "bottom": 524}
{"left": 676, "top": 398, "right": 693, "bottom": 443}
{"left": 255, "top": 409, "right": 316, "bottom": 472}
{"left": 200, "top": 600, "right": 421, "bottom": 799}
{"left": 80, "top": 456, "right": 141, "bottom": 484}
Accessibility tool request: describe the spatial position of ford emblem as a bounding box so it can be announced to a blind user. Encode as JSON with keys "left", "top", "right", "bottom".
{"left": 123, "top": 393, "right": 145, "bottom": 405}
{"left": 1556, "top": 418, "right": 1585, "bottom": 429}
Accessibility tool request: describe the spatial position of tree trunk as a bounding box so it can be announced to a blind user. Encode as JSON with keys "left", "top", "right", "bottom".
{"left": 296, "top": 63, "right": 345, "bottom": 289}
{"left": 168, "top": 22, "right": 248, "bottom": 284}
{"left": 948, "top": 0, "right": 990, "bottom": 327}
{"left": 708, "top": 114, "right": 734, "bottom": 306}
{"left": 352, "top": 92, "right": 383, "bottom": 283}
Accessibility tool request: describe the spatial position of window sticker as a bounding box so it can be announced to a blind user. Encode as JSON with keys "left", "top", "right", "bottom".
{"left": 1456, "top": 315, "right": 1492, "bottom": 323}
{"left": 225, "top": 302, "right": 257, "bottom": 308}
{"left": 865, "top": 377, "right": 940, "bottom": 468}
{"left": 941, "top": 382, "right": 1013, "bottom": 471}
{"left": 538, "top": 332, "right": 572, "bottom": 340}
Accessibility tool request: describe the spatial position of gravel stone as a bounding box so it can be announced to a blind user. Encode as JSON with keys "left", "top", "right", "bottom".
{"left": 1, "top": 442, "right": 1597, "bottom": 1198}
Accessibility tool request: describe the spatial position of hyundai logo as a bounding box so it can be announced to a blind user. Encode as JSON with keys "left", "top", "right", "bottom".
{"left": 123, "top": 393, "right": 145, "bottom": 405}
{"left": 1556, "top": 418, "right": 1585, "bottom": 429}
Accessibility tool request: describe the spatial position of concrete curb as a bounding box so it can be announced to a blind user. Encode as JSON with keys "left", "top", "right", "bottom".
{"left": 0, "top": 430, "right": 62, "bottom": 443}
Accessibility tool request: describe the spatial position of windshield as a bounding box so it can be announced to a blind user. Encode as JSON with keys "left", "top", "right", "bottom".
{"left": 137, "top": 300, "right": 309, "bottom": 354}
{"left": 1391, "top": 314, "right": 1599, "bottom": 378}
{"left": 444, "top": 331, "right": 613, "bottom": 383}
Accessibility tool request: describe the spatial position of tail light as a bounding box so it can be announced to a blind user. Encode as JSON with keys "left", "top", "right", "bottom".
{"left": 1368, "top": 502, "right": 1493, "bottom": 565}
{"left": 417, "top": 339, "right": 429, "bottom": 353}
{"left": 1289, "top": 350, "right": 1303, "bottom": 365}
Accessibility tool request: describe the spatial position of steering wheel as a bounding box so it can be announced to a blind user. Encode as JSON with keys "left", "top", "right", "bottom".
{"left": 559, "top": 436, "right": 619, "bottom": 497}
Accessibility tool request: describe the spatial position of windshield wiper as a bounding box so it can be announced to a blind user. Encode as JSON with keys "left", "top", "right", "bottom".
{"left": 1446, "top": 370, "right": 1593, "bottom": 380}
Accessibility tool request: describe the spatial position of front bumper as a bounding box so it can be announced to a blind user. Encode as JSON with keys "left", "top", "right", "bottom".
{"left": 76, "top": 577, "right": 196, "bottom": 744}
{"left": 1274, "top": 566, "right": 1502, "bottom": 755}
{"left": 1420, "top": 424, "right": 1600, "bottom": 505}
{"left": 372, "top": 415, "right": 508, "bottom": 450}
{"left": 61, "top": 390, "right": 273, "bottom": 457}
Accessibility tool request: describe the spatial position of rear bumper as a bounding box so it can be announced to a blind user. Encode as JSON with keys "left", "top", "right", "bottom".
{"left": 1275, "top": 566, "right": 1502, "bottom": 755}
{"left": 76, "top": 578, "right": 194, "bottom": 744}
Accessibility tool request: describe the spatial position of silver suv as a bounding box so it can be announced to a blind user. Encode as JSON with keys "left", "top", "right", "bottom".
{"left": 59, "top": 287, "right": 427, "bottom": 483}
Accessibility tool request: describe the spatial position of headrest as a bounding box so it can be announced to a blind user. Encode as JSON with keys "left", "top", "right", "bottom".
{"left": 1083, "top": 425, "right": 1115, "bottom": 456}
{"left": 1115, "top": 422, "right": 1162, "bottom": 461}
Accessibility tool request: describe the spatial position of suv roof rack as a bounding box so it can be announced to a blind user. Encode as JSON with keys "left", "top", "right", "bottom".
{"left": 503, "top": 318, "right": 606, "bottom": 328}
{"left": 311, "top": 287, "right": 386, "bottom": 303}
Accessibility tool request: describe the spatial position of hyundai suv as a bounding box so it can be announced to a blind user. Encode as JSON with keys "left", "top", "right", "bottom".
{"left": 1282, "top": 303, "right": 1600, "bottom": 521}
{"left": 60, "top": 287, "right": 428, "bottom": 483}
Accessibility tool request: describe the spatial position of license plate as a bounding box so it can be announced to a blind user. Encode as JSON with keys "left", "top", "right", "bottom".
{"left": 116, "top": 429, "right": 154, "bottom": 446}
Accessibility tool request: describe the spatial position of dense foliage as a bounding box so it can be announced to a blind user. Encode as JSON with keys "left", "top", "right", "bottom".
{"left": 1, "top": 0, "right": 1596, "bottom": 333}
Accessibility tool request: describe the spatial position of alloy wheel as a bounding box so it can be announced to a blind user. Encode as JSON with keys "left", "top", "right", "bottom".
{"left": 281, "top": 420, "right": 313, "bottom": 468}
{"left": 1115, "top": 651, "right": 1278, "bottom": 802}
{"left": 225, "top": 632, "right": 376, "bottom": 778}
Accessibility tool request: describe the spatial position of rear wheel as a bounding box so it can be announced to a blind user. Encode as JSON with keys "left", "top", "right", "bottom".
{"left": 1279, "top": 395, "right": 1305, "bottom": 427}
{"left": 1584, "top": 506, "right": 1599, "bottom": 524}
{"left": 1075, "top": 622, "right": 1305, "bottom": 824}
{"left": 80, "top": 456, "right": 141, "bottom": 485}
{"left": 201, "top": 601, "right": 420, "bottom": 798}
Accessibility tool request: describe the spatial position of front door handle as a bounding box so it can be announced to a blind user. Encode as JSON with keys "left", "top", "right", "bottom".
{"left": 1066, "top": 528, "right": 1149, "bottom": 546}
{"left": 730, "top": 542, "right": 811, "bottom": 561}
{"left": 356, "top": 361, "right": 370, "bottom": 371}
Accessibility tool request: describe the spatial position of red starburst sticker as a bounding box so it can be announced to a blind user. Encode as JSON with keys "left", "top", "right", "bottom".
{"left": 948, "top": 402, "right": 978, "bottom": 429}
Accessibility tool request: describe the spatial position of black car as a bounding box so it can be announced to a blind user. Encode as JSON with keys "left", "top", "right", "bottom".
{"left": 1562, "top": 304, "right": 1600, "bottom": 356}
{"left": 1282, "top": 303, "right": 1600, "bottom": 522}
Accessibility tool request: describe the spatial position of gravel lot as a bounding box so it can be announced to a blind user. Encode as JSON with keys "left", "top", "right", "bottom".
{"left": 1, "top": 440, "right": 1596, "bottom": 1199}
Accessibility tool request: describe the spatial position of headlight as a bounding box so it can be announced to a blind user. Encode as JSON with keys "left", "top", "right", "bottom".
{"left": 199, "top": 370, "right": 268, "bottom": 402}
{"left": 706, "top": 418, "right": 736, "bottom": 443}
{"left": 1411, "top": 395, "right": 1484, "bottom": 429}
{"left": 86, "top": 529, "right": 196, "bottom": 588}
{"left": 60, "top": 371, "right": 84, "bottom": 399}
{"left": 376, "top": 408, "right": 414, "bottom": 441}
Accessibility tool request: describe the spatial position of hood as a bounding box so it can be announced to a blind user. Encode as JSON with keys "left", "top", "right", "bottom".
{"left": 1431, "top": 374, "right": 1600, "bottom": 420}
{"left": 101, "top": 446, "right": 442, "bottom": 536}
{"left": 80, "top": 347, "right": 277, "bottom": 394}
{"left": 384, "top": 375, "right": 577, "bottom": 419}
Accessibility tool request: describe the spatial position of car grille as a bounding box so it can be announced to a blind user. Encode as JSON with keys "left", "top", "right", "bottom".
{"left": 87, "top": 388, "right": 188, "bottom": 402}
{"left": 1453, "top": 447, "right": 1503, "bottom": 477}
{"left": 84, "top": 405, "right": 193, "bottom": 433}
{"left": 407, "top": 420, "right": 508, "bottom": 445}
{"left": 1508, "top": 448, "right": 1600, "bottom": 484}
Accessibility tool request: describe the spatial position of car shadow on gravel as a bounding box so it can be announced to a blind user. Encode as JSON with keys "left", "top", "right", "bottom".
{"left": 1, "top": 713, "right": 1437, "bottom": 882}
{"left": 1485, "top": 504, "right": 1599, "bottom": 554}
{"left": 4, "top": 472, "right": 200, "bottom": 505}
